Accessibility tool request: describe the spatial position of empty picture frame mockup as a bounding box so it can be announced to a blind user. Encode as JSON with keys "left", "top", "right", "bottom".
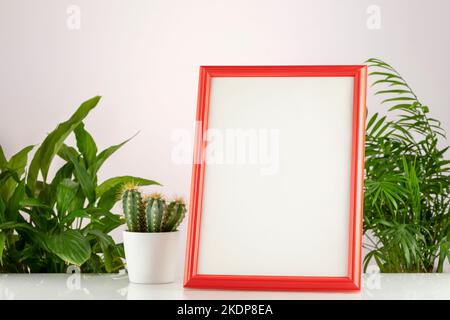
{"left": 184, "top": 66, "right": 367, "bottom": 291}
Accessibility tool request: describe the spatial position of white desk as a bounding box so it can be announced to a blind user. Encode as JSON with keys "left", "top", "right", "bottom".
{"left": 0, "top": 274, "right": 448, "bottom": 300}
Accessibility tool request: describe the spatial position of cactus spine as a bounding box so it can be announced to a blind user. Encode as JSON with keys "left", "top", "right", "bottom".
{"left": 144, "top": 193, "right": 166, "bottom": 232}
{"left": 121, "top": 183, "right": 146, "bottom": 232}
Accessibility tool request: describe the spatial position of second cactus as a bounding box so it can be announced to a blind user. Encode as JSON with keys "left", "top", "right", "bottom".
{"left": 162, "top": 198, "right": 186, "bottom": 232}
{"left": 145, "top": 193, "right": 166, "bottom": 232}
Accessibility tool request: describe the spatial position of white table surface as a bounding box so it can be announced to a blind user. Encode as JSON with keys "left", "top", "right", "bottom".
{"left": 0, "top": 273, "right": 449, "bottom": 300}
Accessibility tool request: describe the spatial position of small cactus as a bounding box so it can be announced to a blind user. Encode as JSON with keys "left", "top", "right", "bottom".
{"left": 144, "top": 193, "right": 166, "bottom": 232}
{"left": 162, "top": 198, "right": 186, "bottom": 232}
{"left": 121, "top": 185, "right": 186, "bottom": 233}
{"left": 121, "top": 183, "right": 146, "bottom": 232}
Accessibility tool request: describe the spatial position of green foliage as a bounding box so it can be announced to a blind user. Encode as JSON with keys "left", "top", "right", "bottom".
{"left": 121, "top": 186, "right": 186, "bottom": 233}
{"left": 0, "top": 96, "right": 160, "bottom": 272}
{"left": 364, "top": 58, "right": 450, "bottom": 273}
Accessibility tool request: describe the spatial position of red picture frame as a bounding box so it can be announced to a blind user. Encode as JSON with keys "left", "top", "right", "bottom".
{"left": 184, "top": 65, "right": 367, "bottom": 291}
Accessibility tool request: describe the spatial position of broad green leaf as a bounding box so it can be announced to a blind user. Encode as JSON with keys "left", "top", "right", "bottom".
{"left": 7, "top": 180, "right": 26, "bottom": 221}
{"left": 82, "top": 207, "right": 124, "bottom": 234}
{"left": 97, "top": 186, "right": 121, "bottom": 211}
{"left": 86, "top": 208, "right": 122, "bottom": 221}
{"left": 57, "top": 144, "right": 79, "bottom": 162}
{"left": 0, "top": 146, "right": 6, "bottom": 169}
{"left": 0, "top": 170, "right": 20, "bottom": 202}
{"left": 97, "top": 176, "right": 160, "bottom": 210}
{"left": 46, "top": 230, "right": 91, "bottom": 266}
{"left": 7, "top": 145, "right": 34, "bottom": 172}
{"left": 101, "top": 243, "right": 114, "bottom": 272}
{"left": 0, "top": 232, "right": 5, "bottom": 265}
{"left": 115, "top": 243, "right": 125, "bottom": 258}
{"left": 27, "top": 96, "right": 101, "bottom": 190}
{"left": 61, "top": 209, "right": 90, "bottom": 225}
{"left": 90, "top": 132, "right": 138, "bottom": 175}
{"left": 61, "top": 208, "right": 120, "bottom": 225}
{"left": 27, "top": 147, "right": 41, "bottom": 192}
{"left": 101, "top": 243, "right": 125, "bottom": 272}
{"left": 22, "top": 209, "right": 49, "bottom": 232}
{"left": 64, "top": 149, "right": 96, "bottom": 204}
{"left": 1, "top": 145, "right": 33, "bottom": 201}
{"left": 19, "top": 197, "right": 50, "bottom": 209}
{"left": 0, "top": 197, "right": 5, "bottom": 223}
{"left": 87, "top": 229, "right": 115, "bottom": 247}
{"left": 56, "top": 179, "right": 79, "bottom": 215}
{"left": 96, "top": 176, "right": 161, "bottom": 198}
{"left": 49, "top": 162, "right": 74, "bottom": 205}
{"left": 67, "top": 189, "right": 86, "bottom": 213}
{"left": 0, "top": 221, "right": 36, "bottom": 232}
{"left": 74, "top": 123, "right": 97, "bottom": 167}
{"left": 86, "top": 231, "right": 117, "bottom": 272}
{"left": 98, "top": 216, "right": 126, "bottom": 234}
{"left": 15, "top": 246, "right": 38, "bottom": 268}
{"left": 0, "top": 170, "right": 19, "bottom": 185}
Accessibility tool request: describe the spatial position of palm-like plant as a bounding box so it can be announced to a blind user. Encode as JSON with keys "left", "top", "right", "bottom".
{"left": 364, "top": 58, "right": 450, "bottom": 272}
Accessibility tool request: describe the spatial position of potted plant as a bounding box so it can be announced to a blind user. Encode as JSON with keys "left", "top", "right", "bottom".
{"left": 121, "top": 184, "right": 186, "bottom": 284}
{"left": 0, "top": 96, "right": 159, "bottom": 273}
{"left": 363, "top": 58, "right": 450, "bottom": 273}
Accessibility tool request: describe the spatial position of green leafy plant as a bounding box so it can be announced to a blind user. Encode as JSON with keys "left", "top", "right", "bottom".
{"left": 121, "top": 184, "right": 186, "bottom": 233}
{"left": 0, "top": 96, "right": 160, "bottom": 272}
{"left": 364, "top": 58, "right": 450, "bottom": 272}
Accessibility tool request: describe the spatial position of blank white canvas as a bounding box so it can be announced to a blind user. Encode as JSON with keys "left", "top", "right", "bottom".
{"left": 198, "top": 77, "right": 354, "bottom": 277}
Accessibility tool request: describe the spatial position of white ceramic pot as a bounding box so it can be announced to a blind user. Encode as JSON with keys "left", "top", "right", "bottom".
{"left": 123, "top": 231, "right": 180, "bottom": 284}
